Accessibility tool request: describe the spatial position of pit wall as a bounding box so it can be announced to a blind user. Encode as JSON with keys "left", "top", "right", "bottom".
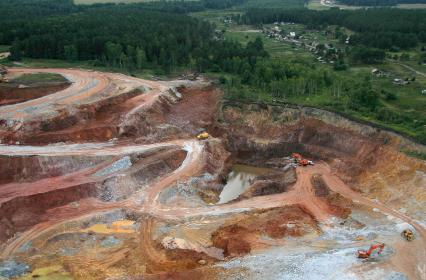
{"left": 0, "top": 148, "right": 188, "bottom": 243}
{"left": 220, "top": 101, "right": 426, "bottom": 154}
{"left": 0, "top": 87, "right": 143, "bottom": 142}
{"left": 118, "top": 88, "right": 183, "bottom": 137}
{"left": 220, "top": 101, "right": 426, "bottom": 221}
{"left": 0, "top": 155, "right": 110, "bottom": 184}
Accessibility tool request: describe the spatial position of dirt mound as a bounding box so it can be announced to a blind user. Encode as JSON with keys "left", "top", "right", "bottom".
{"left": 212, "top": 225, "right": 252, "bottom": 257}
{"left": 212, "top": 206, "right": 320, "bottom": 257}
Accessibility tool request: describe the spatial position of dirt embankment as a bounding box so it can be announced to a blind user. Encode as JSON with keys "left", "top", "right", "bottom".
{"left": 0, "top": 82, "right": 70, "bottom": 106}
{"left": 311, "top": 174, "right": 352, "bottom": 218}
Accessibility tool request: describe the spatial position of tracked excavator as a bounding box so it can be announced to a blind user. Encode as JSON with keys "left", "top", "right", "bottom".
{"left": 357, "top": 243, "right": 385, "bottom": 259}
{"left": 291, "top": 153, "right": 314, "bottom": 167}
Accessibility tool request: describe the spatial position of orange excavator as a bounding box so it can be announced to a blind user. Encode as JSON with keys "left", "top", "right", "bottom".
{"left": 291, "top": 153, "right": 314, "bottom": 167}
{"left": 357, "top": 243, "right": 385, "bottom": 259}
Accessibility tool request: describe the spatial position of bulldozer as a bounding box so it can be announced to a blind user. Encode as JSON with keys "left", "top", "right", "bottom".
{"left": 402, "top": 229, "right": 414, "bottom": 241}
{"left": 357, "top": 243, "right": 385, "bottom": 259}
{"left": 196, "top": 131, "right": 209, "bottom": 140}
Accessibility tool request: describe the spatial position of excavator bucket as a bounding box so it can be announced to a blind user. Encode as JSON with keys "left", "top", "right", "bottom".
{"left": 357, "top": 250, "right": 369, "bottom": 259}
{"left": 300, "top": 159, "right": 309, "bottom": 166}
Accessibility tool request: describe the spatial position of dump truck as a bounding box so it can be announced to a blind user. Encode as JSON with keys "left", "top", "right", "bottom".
{"left": 357, "top": 243, "right": 385, "bottom": 259}
{"left": 402, "top": 229, "right": 414, "bottom": 241}
{"left": 196, "top": 132, "right": 209, "bottom": 140}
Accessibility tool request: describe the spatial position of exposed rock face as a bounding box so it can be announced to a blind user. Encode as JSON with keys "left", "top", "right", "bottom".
{"left": 238, "top": 168, "right": 297, "bottom": 200}
{"left": 220, "top": 103, "right": 426, "bottom": 220}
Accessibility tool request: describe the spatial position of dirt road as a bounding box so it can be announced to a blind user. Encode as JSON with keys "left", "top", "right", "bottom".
{"left": 387, "top": 59, "right": 426, "bottom": 78}
{"left": 0, "top": 68, "right": 167, "bottom": 130}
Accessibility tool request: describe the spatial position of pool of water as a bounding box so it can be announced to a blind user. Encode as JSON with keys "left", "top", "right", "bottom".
{"left": 217, "top": 164, "right": 273, "bottom": 204}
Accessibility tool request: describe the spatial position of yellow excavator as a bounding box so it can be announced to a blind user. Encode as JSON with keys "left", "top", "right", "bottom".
{"left": 196, "top": 132, "right": 209, "bottom": 140}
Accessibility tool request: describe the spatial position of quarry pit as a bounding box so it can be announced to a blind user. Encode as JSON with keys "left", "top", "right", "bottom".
{"left": 0, "top": 68, "right": 425, "bottom": 280}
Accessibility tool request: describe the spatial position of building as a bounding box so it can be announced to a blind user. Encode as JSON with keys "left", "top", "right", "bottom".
{"left": 371, "top": 68, "right": 385, "bottom": 77}
{"left": 393, "top": 78, "right": 408, "bottom": 86}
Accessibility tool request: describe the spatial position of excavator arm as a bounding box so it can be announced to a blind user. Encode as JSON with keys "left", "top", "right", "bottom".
{"left": 358, "top": 243, "right": 385, "bottom": 259}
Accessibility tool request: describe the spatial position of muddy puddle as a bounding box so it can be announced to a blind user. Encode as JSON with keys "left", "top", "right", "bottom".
{"left": 218, "top": 164, "right": 274, "bottom": 204}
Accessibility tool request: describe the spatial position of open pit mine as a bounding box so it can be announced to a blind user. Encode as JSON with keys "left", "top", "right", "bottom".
{"left": 0, "top": 68, "right": 425, "bottom": 280}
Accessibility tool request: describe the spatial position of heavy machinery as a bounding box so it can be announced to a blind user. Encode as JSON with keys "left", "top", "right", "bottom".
{"left": 357, "top": 243, "right": 385, "bottom": 259}
{"left": 402, "top": 229, "right": 414, "bottom": 241}
{"left": 291, "top": 153, "right": 314, "bottom": 167}
{"left": 196, "top": 131, "right": 209, "bottom": 140}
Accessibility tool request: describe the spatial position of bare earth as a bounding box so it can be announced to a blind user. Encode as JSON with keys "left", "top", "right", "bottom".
{"left": 0, "top": 68, "right": 424, "bottom": 280}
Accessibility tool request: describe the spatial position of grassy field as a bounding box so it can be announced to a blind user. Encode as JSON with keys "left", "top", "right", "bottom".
{"left": 307, "top": 0, "right": 426, "bottom": 9}
{"left": 305, "top": 0, "right": 330, "bottom": 9}
{"left": 243, "top": 0, "right": 304, "bottom": 8}
{"left": 396, "top": 3, "right": 426, "bottom": 8}
{"left": 11, "top": 73, "right": 68, "bottom": 84}
{"left": 74, "top": 0, "right": 197, "bottom": 4}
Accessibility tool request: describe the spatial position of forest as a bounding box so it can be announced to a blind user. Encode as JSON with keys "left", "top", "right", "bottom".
{"left": 0, "top": 0, "right": 254, "bottom": 74}
{"left": 0, "top": 0, "right": 247, "bottom": 20}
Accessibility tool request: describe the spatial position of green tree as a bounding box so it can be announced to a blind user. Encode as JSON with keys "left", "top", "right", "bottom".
{"left": 9, "top": 41, "right": 23, "bottom": 61}
{"left": 135, "top": 47, "right": 146, "bottom": 70}
{"left": 348, "top": 76, "right": 379, "bottom": 111}
{"left": 64, "top": 45, "right": 78, "bottom": 61}
{"left": 105, "top": 42, "right": 123, "bottom": 67}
